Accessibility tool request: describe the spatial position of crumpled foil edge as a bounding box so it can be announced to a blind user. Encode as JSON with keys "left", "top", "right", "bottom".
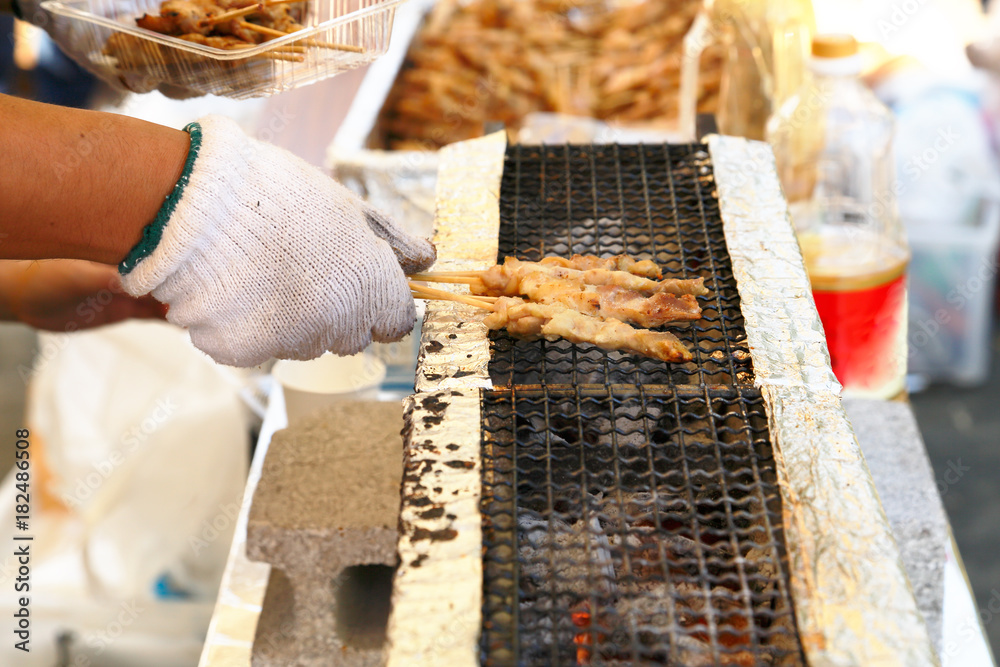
{"left": 414, "top": 132, "right": 506, "bottom": 394}
{"left": 385, "top": 391, "right": 483, "bottom": 667}
{"left": 385, "top": 133, "right": 507, "bottom": 667}
{"left": 708, "top": 135, "right": 938, "bottom": 667}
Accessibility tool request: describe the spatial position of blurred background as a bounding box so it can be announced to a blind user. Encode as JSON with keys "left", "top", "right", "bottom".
{"left": 1, "top": 0, "right": 1000, "bottom": 663}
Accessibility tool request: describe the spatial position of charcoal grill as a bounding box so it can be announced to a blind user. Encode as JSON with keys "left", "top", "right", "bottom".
{"left": 386, "top": 133, "right": 937, "bottom": 667}
{"left": 479, "top": 144, "right": 801, "bottom": 666}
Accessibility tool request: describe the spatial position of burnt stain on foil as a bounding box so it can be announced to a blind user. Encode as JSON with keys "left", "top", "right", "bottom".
{"left": 410, "top": 526, "right": 459, "bottom": 542}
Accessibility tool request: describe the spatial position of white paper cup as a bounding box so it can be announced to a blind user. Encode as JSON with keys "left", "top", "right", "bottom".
{"left": 273, "top": 353, "right": 387, "bottom": 426}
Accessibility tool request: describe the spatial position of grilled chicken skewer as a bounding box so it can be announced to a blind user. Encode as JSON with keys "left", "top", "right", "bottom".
{"left": 514, "top": 273, "right": 701, "bottom": 328}
{"left": 469, "top": 257, "right": 709, "bottom": 298}
{"left": 483, "top": 297, "right": 693, "bottom": 363}
{"left": 408, "top": 254, "right": 704, "bottom": 362}
{"left": 537, "top": 253, "right": 663, "bottom": 279}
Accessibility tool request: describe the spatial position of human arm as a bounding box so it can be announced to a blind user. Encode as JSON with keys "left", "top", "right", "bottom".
{"left": 1, "top": 97, "right": 435, "bottom": 365}
{"left": 0, "top": 260, "right": 166, "bottom": 331}
{"left": 0, "top": 94, "right": 190, "bottom": 264}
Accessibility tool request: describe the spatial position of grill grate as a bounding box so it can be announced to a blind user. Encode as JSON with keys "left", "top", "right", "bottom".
{"left": 489, "top": 144, "right": 753, "bottom": 390}
{"left": 481, "top": 387, "right": 802, "bottom": 666}
{"left": 478, "top": 144, "right": 805, "bottom": 665}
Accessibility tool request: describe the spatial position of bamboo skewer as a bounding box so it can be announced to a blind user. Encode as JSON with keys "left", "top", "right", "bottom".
{"left": 256, "top": 51, "right": 305, "bottom": 62}
{"left": 239, "top": 21, "right": 290, "bottom": 38}
{"left": 204, "top": 4, "right": 266, "bottom": 25}
{"left": 224, "top": 43, "right": 305, "bottom": 54}
{"left": 223, "top": 44, "right": 303, "bottom": 61}
{"left": 203, "top": 0, "right": 304, "bottom": 25}
{"left": 411, "top": 270, "right": 484, "bottom": 278}
{"left": 408, "top": 273, "right": 482, "bottom": 285}
{"left": 298, "top": 38, "right": 365, "bottom": 53}
{"left": 410, "top": 292, "right": 496, "bottom": 309}
{"left": 238, "top": 21, "right": 365, "bottom": 53}
{"left": 409, "top": 282, "right": 494, "bottom": 310}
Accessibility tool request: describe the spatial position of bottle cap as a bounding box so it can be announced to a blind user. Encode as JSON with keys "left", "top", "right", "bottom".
{"left": 812, "top": 34, "right": 859, "bottom": 59}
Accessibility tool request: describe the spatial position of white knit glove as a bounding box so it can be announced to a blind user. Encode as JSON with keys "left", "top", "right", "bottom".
{"left": 118, "top": 115, "right": 435, "bottom": 367}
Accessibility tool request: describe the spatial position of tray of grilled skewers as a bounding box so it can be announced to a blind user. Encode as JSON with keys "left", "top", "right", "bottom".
{"left": 42, "top": 0, "right": 404, "bottom": 97}
{"left": 409, "top": 253, "right": 707, "bottom": 364}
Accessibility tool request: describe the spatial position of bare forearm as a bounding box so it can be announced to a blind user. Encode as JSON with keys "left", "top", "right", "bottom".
{"left": 0, "top": 94, "right": 189, "bottom": 265}
{"left": 0, "top": 262, "right": 20, "bottom": 321}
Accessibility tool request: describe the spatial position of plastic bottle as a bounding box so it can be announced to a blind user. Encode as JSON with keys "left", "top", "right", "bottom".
{"left": 680, "top": 0, "right": 815, "bottom": 141}
{"left": 766, "top": 34, "right": 910, "bottom": 399}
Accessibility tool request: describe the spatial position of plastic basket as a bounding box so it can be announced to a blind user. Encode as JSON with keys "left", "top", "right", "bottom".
{"left": 41, "top": 0, "right": 404, "bottom": 98}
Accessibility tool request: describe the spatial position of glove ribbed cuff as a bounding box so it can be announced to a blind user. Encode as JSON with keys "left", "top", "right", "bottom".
{"left": 119, "top": 115, "right": 252, "bottom": 297}
{"left": 119, "top": 122, "right": 202, "bottom": 277}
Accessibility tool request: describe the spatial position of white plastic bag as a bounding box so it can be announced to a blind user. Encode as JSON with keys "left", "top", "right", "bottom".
{"left": 26, "top": 320, "right": 249, "bottom": 600}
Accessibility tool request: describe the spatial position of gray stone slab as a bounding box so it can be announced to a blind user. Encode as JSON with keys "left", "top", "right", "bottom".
{"left": 247, "top": 400, "right": 404, "bottom": 667}
{"left": 843, "top": 398, "right": 948, "bottom": 656}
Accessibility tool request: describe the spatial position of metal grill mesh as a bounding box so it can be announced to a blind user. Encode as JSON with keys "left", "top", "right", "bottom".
{"left": 490, "top": 144, "right": 753, "bottom": 389}
{"left": 481, "top": 388, "right": 802, "bottom": 666}
{"left": 479, "top": 144, "right": 804, "bottom": 666}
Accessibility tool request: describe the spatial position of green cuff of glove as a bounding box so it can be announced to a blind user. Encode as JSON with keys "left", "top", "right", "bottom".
{"left": 119, "top": 122, "right": 202, "bottom": 276}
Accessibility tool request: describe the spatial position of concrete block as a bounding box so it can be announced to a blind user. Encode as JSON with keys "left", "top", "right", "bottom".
{"left": 247, "top": 400, "right": 404, "bottom": 667}
{"left": 844, "top": 398, "right": 948, "bottom": 655}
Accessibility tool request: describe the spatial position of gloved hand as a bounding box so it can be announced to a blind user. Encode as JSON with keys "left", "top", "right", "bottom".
{"left": 118, "top": 115, "right": 436, "bottom": 367}
{"left": 12, "top": 0, "right": 203, "bottom": 97}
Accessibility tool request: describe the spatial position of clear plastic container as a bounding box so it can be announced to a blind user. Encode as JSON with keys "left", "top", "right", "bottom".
{"left": 766, "top": 34, "right": 911, "bottom": 399}
{"left": 680, "top": 0, "right": 814, "bottom": 140}
{"left": 42, "top": 0, "right": 404, "bottom": 98}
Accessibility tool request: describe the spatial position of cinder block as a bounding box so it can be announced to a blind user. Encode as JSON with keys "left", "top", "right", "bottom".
{"left": 247, "top": 400, "right": 404, "bottom": 667}
{"left": 844, "top": 398, "right": 948, "bottom": 654}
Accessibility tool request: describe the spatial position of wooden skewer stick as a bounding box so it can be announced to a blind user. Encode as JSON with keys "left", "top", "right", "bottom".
{"left": 204, "top": 4, "right": 265, "bottom": 25}
{"left": 298, "top": 38, "right": 365, "bottom": 53}
{"left": 408, "top": 273, "right": 482, "bottom": 285}
{"left": 203, "top": 0, "right": 305, "bottom": 25}
{"left": 410, "top": 292, "right": 497, "bottom": 308}
{"left": 256, "top": 51, "right": 305, "bottom": 62}
{"left": 223, "top": 43, "right": 304, "bottom": 54}
{"left": 238, "top": 21, "right": 290, "bottom": 38}
{"left": 409, "top": 282, "right": 494, "bottom": 310}
{"left": 238, "top": 21, "right": 365, "bottom": 53}
{"left": 409, "top": 270, "right": 483, "bottom": 278}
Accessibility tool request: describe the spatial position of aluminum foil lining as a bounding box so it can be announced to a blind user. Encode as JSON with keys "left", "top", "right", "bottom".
{"left": 708, "top": 135, "right": 939, "bottom": 667}
{"left": 413, "top": 131, "right": 507, "bottom": 394}
{"left": 385, "top": 390, "right": 482, "bottom": 667}
{"left": 326, "top": 147, "right": 439, "bottom": 242}
{"left": 385, "top": 133, "right": 507, "bottom": 667}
